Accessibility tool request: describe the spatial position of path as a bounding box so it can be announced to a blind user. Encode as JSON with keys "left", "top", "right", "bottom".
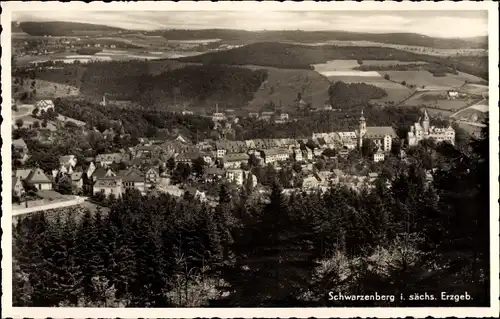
{"left": 12, "top": 196, "right": 87, "bottom": 216}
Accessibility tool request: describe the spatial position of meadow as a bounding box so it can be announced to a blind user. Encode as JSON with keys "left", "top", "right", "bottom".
{"left": 383, "top": 70, "right": 484, "bottom": 89}
{"left": 244, "top": 66, "right": 331, "bottom": 111}
{"left": 401, "top": 91, "right": 473, "bottom": 111}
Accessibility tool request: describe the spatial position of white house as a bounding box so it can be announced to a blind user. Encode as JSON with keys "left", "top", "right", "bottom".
{"left": 35, "top": 100, "right": 55, "bottom": 113}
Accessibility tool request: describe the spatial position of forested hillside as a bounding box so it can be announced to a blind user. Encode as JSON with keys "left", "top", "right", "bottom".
{"left": 17, "top": 21, "right": 124, "bottom": 36}
{"left": 178, "top": 42, "right": 488, "bottom": 79}
{"left": 16, "top": 62, "right": 268, "bottom": 109}
{"left": 161, "top": 29, "right": 487, "bottom": 49}
{"left": 13, "top": 125, "right": 490, "bottom": 307}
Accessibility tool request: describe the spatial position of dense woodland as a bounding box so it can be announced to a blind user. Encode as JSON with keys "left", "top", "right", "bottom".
{"left": 16, "top": 62, "right": 268, "bottom": 109}
{"left": 179, "top": 43, "right": 488, "bottom": 79}
{"left": 13, "top": 125, "right": 489, "bottom": 307}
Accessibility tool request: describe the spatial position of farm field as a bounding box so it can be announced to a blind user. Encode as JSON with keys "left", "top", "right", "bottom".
{"left": 425, "top": 108, "right": 453, "bottom": 119}
{"left": 359, "top": 60, "right": 428, "bottom": 66}
{"left": 383, "top": 70, "right": 485, "bottom": 89}
{"left": 313, "top": 60, "right": 360, "bottom": 73}
{"left": 327, "top": 74, "right": 413, "bottom": 105}
{"left": 244, "top": 66, "right": 331, "bottom": 111}
{"left": 16, "top": 49, "right": 202, "bottom": 66}
{"left": 459, "top": 83, "right": 489, "bottom": 95}
{"left": 401, "top": 91, "right": 475, "bottom": 111}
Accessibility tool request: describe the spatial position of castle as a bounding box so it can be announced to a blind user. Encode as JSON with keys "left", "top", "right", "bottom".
{"left": 407, "top": 109, "right": 455, "bottom": 146}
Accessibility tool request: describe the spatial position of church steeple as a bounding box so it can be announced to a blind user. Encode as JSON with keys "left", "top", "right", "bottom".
{"left": 358, "top": 109, "right": 366, "bottom": 148}
{"left": 422, "top": 108, "right": 430, "bottom": 133}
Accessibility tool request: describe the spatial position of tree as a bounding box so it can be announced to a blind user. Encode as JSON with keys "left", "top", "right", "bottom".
{"left": 315, "top": 159, "right": 325, "bottom": 171}
{"left": 191, "top": 157, "right": 205, "bottom": 177}
{"left": 57, "top": 176, "right": 73, "bottom": 195}
{"left": 166, "top": 157, "right": 176, "bottom": 172}
{"left": 214, "top": 181, "right": 321, "bottom": 306}
{"left": 32, "top": 121, "right": 40, "bottom": 129}
{"left": 401, "top": 80, "right": 407, "bottom": 86}
{"left": 15, "top": 118, "right": 24, "bottom": 129}
{"left": 41, "top": 119, "right": 48, "bottom": 128}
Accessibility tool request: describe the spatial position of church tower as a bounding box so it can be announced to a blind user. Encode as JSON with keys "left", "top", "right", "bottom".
{"left": 358, "top": 109, "right": 366, "bottom": 148}
{"left": 422, "top": 108, "right": 430, "bottom": 135}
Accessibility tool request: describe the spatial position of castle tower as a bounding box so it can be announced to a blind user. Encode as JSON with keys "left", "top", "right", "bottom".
{"left": 358, "top": 109, "right": 366, "bottom": 148}
{"left": 422, "top": 108, "right": 430, "bottom": 134}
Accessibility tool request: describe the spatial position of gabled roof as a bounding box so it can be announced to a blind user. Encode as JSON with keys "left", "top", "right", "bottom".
{"left": 96, "top": 153, "right": 123, "bottom": 163}
{"left": 261, "top": 148, "right": 289, "bottom": 156}
{"left": 36, "top": 100, "right": 54, "bottom": 108}
{"left": 93, "top": 167, "right": 116, "bottom": 179}
{"left": 27, "top": 168, "right": 52, "bottom": 184}
{"left": 12, "top": 176, "right": 22, "bottom": 187}
{"left": 118, "top": 169, "right": 144, "bottom": 182}
{"left": 15, "top": 169, "right": 33, "bottom": 180}
{"left": 365, "top": 126, "right": 397, "bottom": 138}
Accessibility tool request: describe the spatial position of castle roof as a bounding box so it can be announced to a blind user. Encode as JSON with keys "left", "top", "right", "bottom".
{"left": 365, "top": 126, "right": 397, "bottom": 138}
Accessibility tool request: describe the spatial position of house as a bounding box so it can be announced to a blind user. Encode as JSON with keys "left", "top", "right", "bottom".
{"left": 226, "top": 169, "right": 244, "bottom": 186}
{"left": 12, "top": 138, "right": 28, "bottom": 155}
{"left": 12, "top": 176, "right": 25, "bottom": 197}
{"left": 118, "top": 169, "right": 146, "bottom": 194}
{"left": 212, "top": 112, "right": 227, "bottom": 122}
{"left": 95, "top": 153, "right": 123, "bottom": 167}
{"left": 15, "top": 168, "right": 53, "bottom": 191}
{"left": 35, "top": 100, "right": 55, "bottom": 113}
{"left": 59, "top": 155, "right": 78, "bottom": 168}
{"left": 145, "top": 167, "right": 160, "bottom": 188}
{"left": 223, "top": 153, "right": 249, "bottom": 169}
{"left": 248, "top": 112, "right": 259, "bottom": 119}
{"left": 260, "top": 148, "right": 289, "bottom": 164}
{"left": 71, "top": 172, "right": 84, "bottom": 189}
{"left": 203, "top": 167, "right": 226, "bottom": 183}
{"left": 373, "top": 147, "right": 385, "bottom": 163}
{"left": 91, "top": 167, "right": 116, "bottom": 182}
{"left": 93, "top": 176, "right": 123, "bottom": 198}
{"left": 447, "top": 90, "right": 459, "bottom": 99}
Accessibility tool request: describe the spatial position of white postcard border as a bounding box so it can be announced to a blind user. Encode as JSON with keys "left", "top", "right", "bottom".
{"left": 1, "top": 1, "right": 498, "bottom": 318}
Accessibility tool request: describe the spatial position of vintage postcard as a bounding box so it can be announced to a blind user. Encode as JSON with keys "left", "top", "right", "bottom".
{"left": 1, "top": 1, "right": 498, "bottom": 318}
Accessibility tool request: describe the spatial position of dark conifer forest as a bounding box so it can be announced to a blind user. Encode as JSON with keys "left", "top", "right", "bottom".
{"left": 13, "top": 125, "right": 490, "bottom": 307}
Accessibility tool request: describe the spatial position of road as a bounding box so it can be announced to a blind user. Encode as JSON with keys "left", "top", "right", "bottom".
{"left": 12, "top": 196, "right": 87, "bottom": 216}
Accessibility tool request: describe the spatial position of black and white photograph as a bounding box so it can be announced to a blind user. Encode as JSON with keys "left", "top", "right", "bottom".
{"left": 1, "top": 1, "right": 498, "bottom": 318}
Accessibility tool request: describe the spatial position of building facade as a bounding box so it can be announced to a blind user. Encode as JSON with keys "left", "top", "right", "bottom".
{"left": 407, "top": 109, "right": 455, "bottom": 146}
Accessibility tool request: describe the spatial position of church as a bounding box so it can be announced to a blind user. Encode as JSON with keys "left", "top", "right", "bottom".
{"left": 407, "top": 109, "right": 455, "bottom": 146}
{"left": 312, "top": 110, "right": 397, "bottom": 153}
{"left": 357, "top": 109, "right": 397, "bottom": 152}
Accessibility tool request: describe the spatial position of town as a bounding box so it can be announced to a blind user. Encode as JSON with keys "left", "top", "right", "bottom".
{"left": 11, "top": 96, "right": 457, "bottom": 213}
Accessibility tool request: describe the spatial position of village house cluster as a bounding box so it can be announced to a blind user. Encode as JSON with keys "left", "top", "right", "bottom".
{"left": 12, "top": 100, "right": 454, "bottom": 203}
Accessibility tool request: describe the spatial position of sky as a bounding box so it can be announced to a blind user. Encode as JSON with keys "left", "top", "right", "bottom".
{"left": 12, "top": 10, "right": 488, "bottom": 38}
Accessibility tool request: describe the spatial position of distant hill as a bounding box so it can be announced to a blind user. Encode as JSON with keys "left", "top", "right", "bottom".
{"left": 160, "top": 29, "right": 488, "bottom": 49}
{"left": 178, "top": 42, "right": 488, "bottom": 79}
{"left": 16, "top": 21, "right": 125, "bottom": 36}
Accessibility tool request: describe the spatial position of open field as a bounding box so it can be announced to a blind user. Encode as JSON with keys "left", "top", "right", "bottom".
{"left": 326, "top": 73, "right": 413, "bottom": 104}
{"left": 451, "top": 99, "right": 489, "bottom": 121}
{"left": 383, "top": 70, "right": 485, "bottom": 89}
{"left": 16, "top": 49, "right": 203, "bottom": 66}
{"left": 459, "top": 83, "right": 489, "bottom": 96}
{"left": 244, "top": 66, "right": 331, "bottom": 111}
{"left": 359, "top": 60, "right": 428, "bottom": 67}
{"left": 401, "top": 91, "right": 478, "bottom": 111}
{"left": 313, "top": 60, "right": 360, "bottom": 72}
